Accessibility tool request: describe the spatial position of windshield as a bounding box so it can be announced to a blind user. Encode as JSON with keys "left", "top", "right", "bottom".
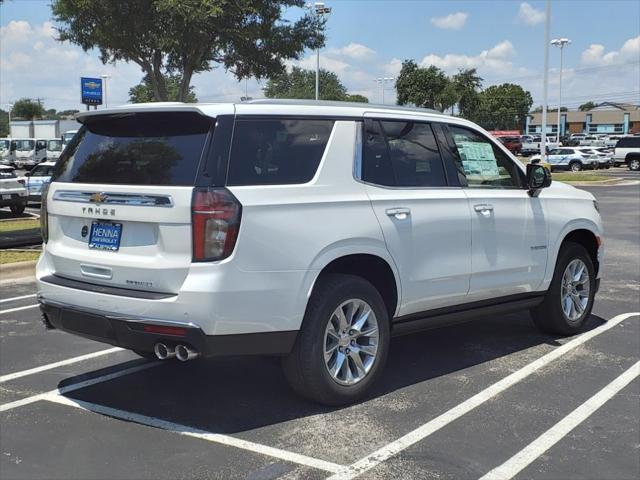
{"left": 47, "top": 140, "right": 63, "bottom": 151}
{"left": 53, "top": 112, "right": 213, "bottom": 186}
{"left": 12, "top": 140, "right": 35, "bottom": 151}
{"left": 30, "top": 165, "right": 56, "bottom": 177}
{"left": 0, "top": 140, "right": 9, "bottom": 151}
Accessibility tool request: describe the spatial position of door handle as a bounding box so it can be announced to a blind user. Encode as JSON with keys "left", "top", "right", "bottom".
{"left": 385, "top": 207, "right": 411, "bottom": 220}
{"left": 474, "top": 204, "right": 494, "bottom": 216}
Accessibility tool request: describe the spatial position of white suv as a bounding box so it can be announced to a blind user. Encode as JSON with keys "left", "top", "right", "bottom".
{"left": 37, "top": 101, "right": 603, "bottom": 405}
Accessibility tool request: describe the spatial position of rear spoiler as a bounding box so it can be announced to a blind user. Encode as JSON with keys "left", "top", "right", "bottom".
{"left": 75, "top": 103, "right": 231, "bottom": 124}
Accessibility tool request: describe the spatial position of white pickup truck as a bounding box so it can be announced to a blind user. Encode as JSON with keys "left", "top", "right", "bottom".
{"left": 521, "top": 136, "right": 560, "bottom": 155}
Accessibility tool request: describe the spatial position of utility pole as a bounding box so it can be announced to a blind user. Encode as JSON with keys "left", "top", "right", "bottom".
{"left": 551, "top": 38, "right": 571, "bottom": 139}
{"left": 308, "top": 2, "right": 332, "bottom": 100}
{"left": 7, "top": 103, "right": 13, "bottom": 138}
{"left": 374, "top": 77, "right": 394, "bottom": 105}
{"left": 540, "top": 0, "right": 551, "bottom": 163}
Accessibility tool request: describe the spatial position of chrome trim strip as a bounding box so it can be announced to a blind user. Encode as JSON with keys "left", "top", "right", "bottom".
{"left": 52, "top": 190, "right": 174, "bottom": 207}
{"left": 38, "top": 296, "right": 202, "bottom": 330}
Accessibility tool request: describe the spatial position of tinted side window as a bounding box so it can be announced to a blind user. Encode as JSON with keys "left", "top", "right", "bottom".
{"left": 362, "top": 120, "right": 394, "bottom": 186}
{"left": 617, "top": 137, "right": 640, "bottom": 148}
{"left": 227, "top": 118, "right": 334, "bottom": 186}
{"left": 380, "top": 121, "right": 447, "bottom": 187}
{"left": 448, "top": 125, "right": 524, "bottom": 189}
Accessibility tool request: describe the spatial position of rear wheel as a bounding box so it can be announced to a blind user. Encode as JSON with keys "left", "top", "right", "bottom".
{"left": 283, "top": 274, "right": 390, "bottom": 406}
{"left": 531, "top": 242, "right": 595, "bottom": 335}
{"left": 9, "top": 202, "right": 26, "bottom": 215}
{"left": 628, "top": 157, "right": 640, "bottom": 171}
{"left": 569, "top": 161, "right": 582, "bottom": 172}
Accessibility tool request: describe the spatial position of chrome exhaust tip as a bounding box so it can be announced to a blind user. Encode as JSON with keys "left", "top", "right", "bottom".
{"left": 154, "top": 342, "right": 175, "bottom": 360}
{"left": 175, "top": 344, "right": 199, "bottom": 362}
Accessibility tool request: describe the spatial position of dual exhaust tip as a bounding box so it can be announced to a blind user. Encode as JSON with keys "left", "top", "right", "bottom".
{"left": 154, "top": 342, "right": 198, "bottom": 362}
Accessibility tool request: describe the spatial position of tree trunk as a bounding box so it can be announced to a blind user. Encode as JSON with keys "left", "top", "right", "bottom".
{"left": 151, "top": 51, "right": 168, "bottom": 101}
{"left": 178, "top": 67, "right": 193, "bottom": 102}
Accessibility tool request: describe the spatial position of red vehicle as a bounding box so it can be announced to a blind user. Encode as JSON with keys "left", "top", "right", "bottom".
{"left": 497, "top": 136, "right": 523, "bottom": 155}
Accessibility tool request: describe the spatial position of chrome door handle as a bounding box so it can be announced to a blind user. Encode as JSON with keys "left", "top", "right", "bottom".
{"left": 385, "top": 207, "right": 411, "bottom": 219}
{"left": 474, "top": 204, "right": 494, "bottom": 216}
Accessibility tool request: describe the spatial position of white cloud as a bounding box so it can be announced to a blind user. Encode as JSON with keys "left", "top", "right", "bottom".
{"left": 581, "top": 35, "right": 640, "bottom": 65}
{"left": 517, "top": 2, "right": 545, "bottom": 26}
{"left": 420, "top": 40, "right": 517, "bottom": 75}
{"left": 430, "top": 12, "right": 468, "bottom": 30}
{"left": 328, "top": 42, "right": 376, "bottom": 61}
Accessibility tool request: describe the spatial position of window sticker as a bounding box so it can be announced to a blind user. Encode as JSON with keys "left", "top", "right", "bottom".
{"left": 456, "top": 141, "right": 500, "bottom": 177}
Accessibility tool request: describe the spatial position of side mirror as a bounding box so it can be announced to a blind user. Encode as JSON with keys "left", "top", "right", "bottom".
{"left": 24, "top": 172, "right": 31, "bottom": 177}
{"left": 526, "top": 163, "right": 551, "bottom": 197}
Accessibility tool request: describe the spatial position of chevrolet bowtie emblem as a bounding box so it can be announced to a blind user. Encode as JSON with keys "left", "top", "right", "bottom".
{"left": 89, "top": 192, "right": 107, "bottom": 204}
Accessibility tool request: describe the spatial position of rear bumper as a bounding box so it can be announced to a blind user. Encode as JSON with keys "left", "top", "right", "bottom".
{"left": 39, "top": 298, "right": 297, "bottom": 357}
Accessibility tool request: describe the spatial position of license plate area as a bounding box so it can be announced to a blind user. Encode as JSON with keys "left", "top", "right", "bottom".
{"left": 89, "top": 221, "right": 122, "bottom": 251}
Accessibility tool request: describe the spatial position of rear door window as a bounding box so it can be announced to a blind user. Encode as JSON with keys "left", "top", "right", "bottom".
{"left": 617, "top": 137, "right": 640, "bottom": 148}
{"left": 362, "top": 119, "right": 448, "bottom": 187}
{"left": 226, "top": 118, "right": 334, "bottom": 186}
{"left": 52, "top": 112, "right": 213, "bottom": 186}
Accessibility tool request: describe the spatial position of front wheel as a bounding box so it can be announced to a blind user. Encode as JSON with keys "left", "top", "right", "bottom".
{"left": 10, "top": 202, "right": 26, "bottom": 215}
{"left": 282, "top": 274, "right": 390, "bottom": 406}
{"left": 569, "top": 161, "right": 582, "bottom": 172}
{"left": 531, "top": 242, "right": 596, "bottom": 335}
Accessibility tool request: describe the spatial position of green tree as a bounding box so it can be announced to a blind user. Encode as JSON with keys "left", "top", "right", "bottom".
{"left": 11, "top": 98, "right": 45, "bottom": 120}
{"left": 474, "top": 83, "right": 533, "bottom": 130}
{"left": 129, "top": 74, "right": 198, "bottom": 103}
{"left": 58, "top": 109, "right": 80, "bottom": 118}
{"left": 264, "top": 67, "right": 368, "bottom": 102}
{"left": 395, "top": 61, "right": 451, "bottom": 111}
{"left": 452, "top": 68, "right": 483, "bottom": 119}
{"left": 345, "top": 94, "right": 369, "bottom": 103}
{"left": 0, "top": 110, "right": 9, "bottom": 137}
{"left": 579, "top": 101, "right": 597, "bottom": 111}
{"left": 52, "top": 0, "right": 321, "bottom": 102}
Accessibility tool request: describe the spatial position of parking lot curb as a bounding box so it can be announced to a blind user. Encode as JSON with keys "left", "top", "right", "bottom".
{"left": 0, "top": 260, "right": 37, "bottom": 281}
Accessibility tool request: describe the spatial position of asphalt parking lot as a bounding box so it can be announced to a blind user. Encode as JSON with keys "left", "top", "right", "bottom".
{"left": 1, "top": 183, "right": 638, "bottom": 480}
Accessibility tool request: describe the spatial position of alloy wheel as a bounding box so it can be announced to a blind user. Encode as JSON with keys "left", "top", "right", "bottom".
{"left": 561, "top": 259, "right": 590, "bottom": 322}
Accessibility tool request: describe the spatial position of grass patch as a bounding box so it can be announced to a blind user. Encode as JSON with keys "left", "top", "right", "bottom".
{"left": 0, "top": 218, "right": 40, "bottom": 233}
{"left": 0, "top": 250, "right": 41, "bottom": 264}
{"left": 552, "top": 173, "right": 611, "bottom": 182}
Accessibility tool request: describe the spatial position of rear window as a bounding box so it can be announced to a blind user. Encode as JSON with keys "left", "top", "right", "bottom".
{"left": 0, "top": 168, "right": 16, "bottom": 179}
{"left": 52, "top": 112, "right": 212, "bottom": 186}
{"left": 226, "top": 118, "right": 334, "bottom": 186}
{"left": 616, "top": 137, "right": 640, "bottom": 148}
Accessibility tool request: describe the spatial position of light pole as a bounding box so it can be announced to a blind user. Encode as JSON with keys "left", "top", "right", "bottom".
{"left": 6, "top": 104, "right": 13, "bottom": 138}
{"left": 374, "top": 77, "right": 394, "bottom": 104}
{"left": 100, "top": 74, "right": 112, "bottom": 108}
{"left": 551, "top": 38, "right": 571, "bottom": 139}
{"left": 308, "top": 2, "right": 332, "bottom": 100}
{"left": 540, "top": 0, "right": 551, "bottom": 163}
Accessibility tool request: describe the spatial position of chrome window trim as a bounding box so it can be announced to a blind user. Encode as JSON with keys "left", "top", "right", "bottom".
{"left": 52, "top": 190, "right": 174, "bottom": 207}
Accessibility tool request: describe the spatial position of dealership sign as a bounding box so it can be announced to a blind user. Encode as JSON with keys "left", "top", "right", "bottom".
{"left": 81, "top": 77, "right": 103, "bottom": 105}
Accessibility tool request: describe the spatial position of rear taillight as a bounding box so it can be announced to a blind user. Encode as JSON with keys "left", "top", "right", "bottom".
{"left": 191, "top": 188, "right": 241, "bottom": 262}
{"left": 40, "top": 183, "right": 49, "bottom": 243}
{"left": 17, "top": 179, "right": 25, "bottom": 185}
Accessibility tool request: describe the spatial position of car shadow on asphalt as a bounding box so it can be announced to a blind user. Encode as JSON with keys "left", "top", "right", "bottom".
{"left": 60, "top": 312, "right": 606, "bottom": 434}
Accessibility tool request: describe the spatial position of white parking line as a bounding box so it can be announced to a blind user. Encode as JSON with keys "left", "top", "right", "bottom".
{"left": 0, "top": 294, "right": 37, "bottom": 304}
{"left": 327, "top": 312, "right": 640, "bottom": 480}
{"left": 0, "top": 304, "right": 39, "bottom": 315}
{"left": 0, "top": 347, "right": 123, "bottom": 383}
{"left": 480, "top": 360, "right": 640, "bottom": 480}
{"left": 44, "top": 394, "right": 344, "bottom": 473}
{"left": 0, "top": 361, "right": 159, "bottom": 412}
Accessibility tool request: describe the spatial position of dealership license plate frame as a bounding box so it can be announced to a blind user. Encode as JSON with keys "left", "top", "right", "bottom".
{"left": 88, "top": 221, "right": 122, "bottom": 251}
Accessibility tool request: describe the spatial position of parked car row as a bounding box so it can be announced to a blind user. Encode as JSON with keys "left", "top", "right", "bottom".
{"left": 0, "top": 165, "right": 28, "bottom": 215}
{"left": 0, "top": 131, "right": 76, "bottom": 170}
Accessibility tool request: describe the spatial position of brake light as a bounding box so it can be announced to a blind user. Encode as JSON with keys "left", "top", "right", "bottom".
{"left": 191, "top": 188, "right": 241, "bottom": 262}
{"left": 40, "top": 183, "right": 50, "bottom": 243}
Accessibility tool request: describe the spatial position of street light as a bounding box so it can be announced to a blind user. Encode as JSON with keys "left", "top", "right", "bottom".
{"left": 551, "top": 38, "right": 571, "bottom": 139}
{"left": 6, "top": 104, "right": 14, "bottom": 138}
{"left": 308, "top": 2, "right": 332, "bottom": 100}
{"left": 100, "top": 74, "right": 112, "bottom": 109}
{"left": 374, "top": 77, "right": 394, "bottom": 104}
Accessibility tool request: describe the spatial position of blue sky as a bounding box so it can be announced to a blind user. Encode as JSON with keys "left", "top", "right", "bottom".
{"left": 1, "top": 0, "right": 639, "bottom": 110}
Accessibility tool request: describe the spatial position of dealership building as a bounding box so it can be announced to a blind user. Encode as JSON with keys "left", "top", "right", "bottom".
{"left": 525, "top": 102, "right": 640, "bottom": 136}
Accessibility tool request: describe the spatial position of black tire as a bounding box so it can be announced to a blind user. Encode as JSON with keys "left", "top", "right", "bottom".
{"left": 132, "top": 349, "right": 158, "bottom": 360}
{"left": 282, "top": 273, "right": 390, "bottom": 406}
{"left": 569, "top": 161, "right": 582, "bottom": 172}
{"left": 9, "top": 202, "right": 26, "bottom": 215}
{"left": 628, "top": 157, "right": 640, "bottom": 171}
{"left": 531, "top": 242, "right": 596, "bottom": 335}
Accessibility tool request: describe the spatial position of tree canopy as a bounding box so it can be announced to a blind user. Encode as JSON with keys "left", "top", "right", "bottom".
{"left": 264, "top": 67, "right": 368, "bottom": 102}
{"left": 474, "top": 83, "right": 533, "bottom": 130}
{"left": 579, "top": 101, "right": 597, "bottom": 111}
{"left": 52, "top": 0, "right": 323, "bottom": 102}
{"left": 10, "top": 98, "right": 46, "bottom": 120}
{"left": 129, "top": 74, "right": 198, "bottom": 103}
